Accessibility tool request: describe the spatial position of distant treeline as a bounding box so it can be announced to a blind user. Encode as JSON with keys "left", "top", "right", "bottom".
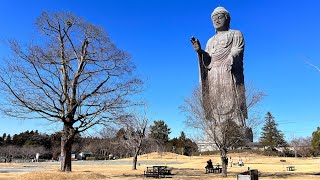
{"left": 0, "top": 128, "right": 198, "bottom": 161}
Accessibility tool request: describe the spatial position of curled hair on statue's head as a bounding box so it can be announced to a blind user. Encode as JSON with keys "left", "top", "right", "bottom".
{"left": 211, "top": 6, "right": 231, "bottom": 30}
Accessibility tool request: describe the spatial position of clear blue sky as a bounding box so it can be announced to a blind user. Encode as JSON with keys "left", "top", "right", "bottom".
{"left": 0, "top": 0, "right": 320, "bottom": 141}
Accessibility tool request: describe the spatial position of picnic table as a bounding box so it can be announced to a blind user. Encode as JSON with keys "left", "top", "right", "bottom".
{"left": 205, "top": 164, "right": 222, "bottom": 174}
{"left": 144, "top": 166, "right": 172, "bottom": 178}
{"left": 286, "top": 166, "right": 295, "bottom": 171}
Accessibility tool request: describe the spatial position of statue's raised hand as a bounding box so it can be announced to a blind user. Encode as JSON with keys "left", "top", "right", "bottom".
{"left": 190, "top": 36, "right": 201, "bottom": 53}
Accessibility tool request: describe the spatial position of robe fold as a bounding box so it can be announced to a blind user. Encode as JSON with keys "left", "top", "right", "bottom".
{"left": 198, "top": 30, "right": 247, "bottom": 126}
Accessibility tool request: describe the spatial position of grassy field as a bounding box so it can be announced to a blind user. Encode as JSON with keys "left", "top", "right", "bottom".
{"left": 0, "top": 152, "right": 320, "bottom": 179}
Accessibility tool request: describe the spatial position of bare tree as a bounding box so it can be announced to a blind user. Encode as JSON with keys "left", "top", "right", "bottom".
{"left": 121, "top": 110, "right": 149, "bottom": 170}
{"left": 291, "top": 137, "right": 312, "bottom": 157}
{"left": 180, "top": 86, "right": 265, "bottom": 176}
{"left": 0, "top": 12, "right": 142, "bottom": 171}
{"left": 180, "top": 87, "right": 238, "bottom": 176}
{"left": 20, "top": 145, "right": 48, "bottom": 161}
{"left": 98, "top": 126, "right": 119, "bottom": 159}
{"left": 0, "top": 145, "right": 18, "bottom": 162}
{"left": 100, "top": 126, "right": 118, "bottom": 139}
{"left": 244, "top": 84, "right": 266, "bottom": 139}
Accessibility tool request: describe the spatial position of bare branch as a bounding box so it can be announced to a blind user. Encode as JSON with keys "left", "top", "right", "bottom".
{"left": 305, "top": 57, "right": 320, "bottom": 72}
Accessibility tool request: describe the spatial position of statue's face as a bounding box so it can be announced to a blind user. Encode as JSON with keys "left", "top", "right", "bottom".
{"left": 212, "top": 13, "right": 228, "bottom": 31}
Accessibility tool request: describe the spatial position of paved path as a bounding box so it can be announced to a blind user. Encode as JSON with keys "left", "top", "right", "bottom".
{"left": 23, "top": 160, "right": 184, "bottom": 166}
{"left": 0, "top": 166, "right": 44, "bottom": 173}
{"left": 0, "top": 160, "right": 183, "bottom": 172}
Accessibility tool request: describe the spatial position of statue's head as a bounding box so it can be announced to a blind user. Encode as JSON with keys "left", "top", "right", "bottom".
{"left": 211, "top": 6, "right": 230, "bottom": 32}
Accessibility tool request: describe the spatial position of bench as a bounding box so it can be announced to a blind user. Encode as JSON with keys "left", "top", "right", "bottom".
{"left": 232, "top": 162, "right": 244, "bottom": 167}
{"left": 286, "top": 166, "right": 295, "bottom": 171}
{"left": 144, "top": 166, "right": 172, "bottom": 178}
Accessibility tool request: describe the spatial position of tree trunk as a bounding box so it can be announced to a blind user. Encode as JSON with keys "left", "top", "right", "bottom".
{"left": 60, "top": 125, "right": 75, "bottom": 172}
{"left": 132, "top": 147, "right": 140, "bottom": 170}
{"left": 220, "top": 148, "right": 228, "bottom": 177}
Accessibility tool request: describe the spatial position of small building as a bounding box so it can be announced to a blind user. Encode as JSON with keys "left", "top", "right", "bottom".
{"left": 197, "top": 141, "right": 263, "bottom": 152}
{"left": 78, "top": 151, "right": 93, "bottom": 160}
{"left": 197, "top": 141, "right": 219, "bottom": 152}
{"left": 71, "top": 153, "right": 76, "bottom": 160}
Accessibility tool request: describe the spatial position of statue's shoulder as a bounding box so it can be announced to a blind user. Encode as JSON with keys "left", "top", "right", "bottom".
{"left": 206, "top": 36, "right": 216, "bottom": 44}
{"left": 229, "top": 29, "right": 243, "bottom": 37}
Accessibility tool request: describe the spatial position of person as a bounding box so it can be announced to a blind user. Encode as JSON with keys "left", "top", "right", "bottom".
{"left": 191, "top": 6, "right": 247, "bottom": 126}
{"left": 238, "top": 157, "right": 244, "bottom": 166}
{"left": 230, "top": 157, "right": 233, "bottom": 167}
{"left": 206, "top": 159, "right": 213, "bottom": 169}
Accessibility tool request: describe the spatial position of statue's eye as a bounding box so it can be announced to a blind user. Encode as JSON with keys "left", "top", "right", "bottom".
{"left": 212, "top": 15, "right": 225, "bottom": 21}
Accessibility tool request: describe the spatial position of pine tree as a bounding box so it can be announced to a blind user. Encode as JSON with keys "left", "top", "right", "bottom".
{"left": 4, "top": 134, "right": 12, "bottom": 145}
{"left": 178, "top": 131, "right": 186, "bottom": 155}
{"left": 311, "top": 127, "right": 320, "bottom": 155}
{"left": 0, "top": 136, "right": 3, "bottom": 146}
{"left": 2, "top": 133, "right": 6, "bottom": 141}
{"left": 259, "top": 112, "right": 286, "bottom": 150}
{"left": 179, "top": 131, "right": 186, "bottom": 143}
{"left": 149, "top": 120, "right": 171, "bottom": 151}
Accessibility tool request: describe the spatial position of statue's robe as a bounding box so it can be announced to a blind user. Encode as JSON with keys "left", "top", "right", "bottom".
{"left": 198, "top": 30, "right": 247, "bottom": 126}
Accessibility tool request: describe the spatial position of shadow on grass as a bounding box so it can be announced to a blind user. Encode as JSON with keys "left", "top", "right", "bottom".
{"left": 112, "top": 174, "right": 145, "bottom": 179}
{"left": 259, "top": 172, "right": 320, "bottom": 178}
{"left": 116, "top": 174, "right": 174, "bottom": 179}
{"left": 107, "top": 168, "right": 320, "bottom": 179}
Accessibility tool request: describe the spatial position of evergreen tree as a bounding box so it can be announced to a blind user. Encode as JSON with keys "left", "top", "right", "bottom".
{"left": 115, "top": 128, "right": 126, "bottom": 140}
{"left": 311, "top": 127, "right": 320, "bottom": 155}
{"left": 259, "top": 112, "right": 286, "bottom": 150}
{"left": 179, "top": 131, "right": 186, "bottom": 143}
{"left": 167, "top": 132, "right": 198, "bottom": 156}
{"left": 0, "top": 136, "right": 3, "bottom": 146}
{"left": 11, "top": 130, "right": 50, "bottom": 148}
{"left": 149, "top": 120, "right": 171, "bottom": 150}
{"left": 178, "top": 131, "right": 186, "bottom": 155}
{"left": 2, "top": 133, "right": 6, "bottom": 141}
{"left": 4, "top": 134, "right": 12, "bottom": 145}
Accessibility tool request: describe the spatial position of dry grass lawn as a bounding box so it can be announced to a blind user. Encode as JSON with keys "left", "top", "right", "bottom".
{"left": 0, "top": 152, "right": 320, "bottom": 179}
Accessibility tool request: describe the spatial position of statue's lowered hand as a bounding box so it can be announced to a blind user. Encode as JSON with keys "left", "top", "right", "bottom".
{"left": 226, "top": 65, "right": 233, "bottom": 72}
